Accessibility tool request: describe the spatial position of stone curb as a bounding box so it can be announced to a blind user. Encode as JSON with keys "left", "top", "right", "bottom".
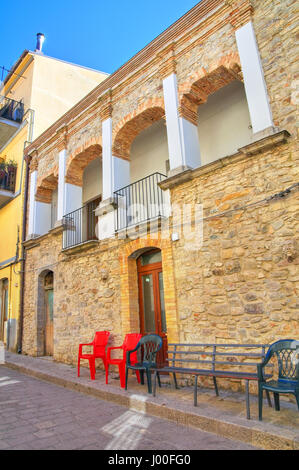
{"left": 4, "top": 360, "right": 298, "bottom": 450}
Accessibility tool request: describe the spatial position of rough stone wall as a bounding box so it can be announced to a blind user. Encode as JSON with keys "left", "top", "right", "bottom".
{"left": 22, "top": 234, "right": 124, "bottom": 364}
{"left": 171, "top": 140, "right": 298, "bottom": 347}
{"left": 112, "top": 72, "right": 164, "bottom": 132}
{"left": 176, "top": 23, "right": 239, "bottom": 92}
{"left": 66, "top": 108, "right": 102, "bottom": 166}
{"left": 22, "top": 233, "right": 61, "bottom": 355}
{"left": 36, "top": 146, "right": 59, "bottom": 185}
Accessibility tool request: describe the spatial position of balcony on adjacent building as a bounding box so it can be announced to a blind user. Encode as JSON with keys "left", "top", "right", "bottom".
{"left": 114, "top": 172, "right": 168, "bottom": 232}
{"left": 0, "top": 165, "right": 17, "bottom": 206}
{"left": 62, "top": 199, "right": 99, "bottom": 250}
{"left": 0, "top": 96, "right": 25, "bottom": 149}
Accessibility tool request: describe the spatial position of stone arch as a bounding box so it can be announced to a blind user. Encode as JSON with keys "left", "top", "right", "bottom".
{"left": 179, "top": 53, "right": 242, "bottom": 125}
{"left": 128, "top": 246, "right": 159, "bottom": 260}
{"left": 112, "top": 98, "right": 165, "bottom": 160}
{"left": 66, "top": 140, "right": 102, "bottom": 186}
{"left": 119, "top": 236, "right": 179, "bottom": 343}
{"left": 35, "top": 173, "right": 58, "bottom": 204}
{"left": 36, "top": 269, "right": 54, "bottom": 356}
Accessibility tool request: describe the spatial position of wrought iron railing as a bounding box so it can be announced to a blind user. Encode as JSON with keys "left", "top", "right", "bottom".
{"left": 62, "top": 200, "right": 99, "bottom": 249}
{"left": 0, "top": 96, "right": 24, "bottom": 124}
{"left": 0, "top": 166, "right": 17, "bottom": 192}
{"left": 114, "top": 172, "right": 168, "bottom": 231}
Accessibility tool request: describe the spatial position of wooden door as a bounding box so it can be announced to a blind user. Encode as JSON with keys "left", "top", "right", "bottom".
{"left": 138, "top": 250, "right": 168, "bottom": 367}
{"left": 45, "top": 289, "right": 54, "bottom": 356}
{"left": 44, "top": 272, "right": 54, "bottom": 356}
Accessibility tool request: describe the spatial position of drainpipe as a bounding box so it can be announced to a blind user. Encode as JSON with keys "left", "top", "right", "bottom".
{"left": 17, "top": 107, "right": 35, "bottom": 353}
{"left": 17, "top": 146, "right": 30, "bottom": 354}
{"left": 6, "top": 265, "right": 12, "bottom": 350}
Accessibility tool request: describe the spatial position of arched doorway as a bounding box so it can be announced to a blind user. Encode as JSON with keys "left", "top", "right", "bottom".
{"left": 137, "top": 249, "right": 167, "bottom": 366}
{"left": 37, "top": 270, "right": 54, "bottom": 356}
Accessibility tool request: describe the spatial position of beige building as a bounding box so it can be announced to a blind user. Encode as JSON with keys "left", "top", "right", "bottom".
{"left": 0, "top": 34, "right": 108, "bottom": 351}
{"left": 22, "top": 0, "right": 298, "bottom": 385}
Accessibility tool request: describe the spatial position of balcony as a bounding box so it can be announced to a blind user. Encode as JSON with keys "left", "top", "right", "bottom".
{"left": 114, "top": 172, "right": 168, "bottom": 232}
{"left": 62, "top": 200, "right": 99, "bottom": 250}
{"left": 0, "top": 96, "right": 25, "bottom": 149}
{"left": 0, "top": 165, "right": 17, "bottom": 206}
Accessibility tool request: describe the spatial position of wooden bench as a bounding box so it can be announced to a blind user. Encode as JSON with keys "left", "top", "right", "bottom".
{"left": 152, "top": 343, "right": 273, "bottom": 419}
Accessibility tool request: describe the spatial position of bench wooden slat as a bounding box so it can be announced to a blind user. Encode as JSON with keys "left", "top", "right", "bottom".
{"left": 156, "top": 366, "right": 261, "bottom": 380}
{"left": 166, "top": 358, "right": 262, "bottom": 367}
{"left": 167, "top": 351, "right": 263, "bottom": 358}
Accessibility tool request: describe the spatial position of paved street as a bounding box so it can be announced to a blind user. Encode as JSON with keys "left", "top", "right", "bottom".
{"left": 0, "top": 367, "right": 256, "bottom": 450}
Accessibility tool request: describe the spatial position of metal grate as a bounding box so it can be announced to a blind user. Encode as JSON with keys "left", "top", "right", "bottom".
{"left": 0, "top": 96, "right": 24, "bottom": 123}
{"left": 114, "top": 172, "right": 167, "bottom": 232}
{"left": 0, "top": 166, "right": 17, "bottom": 192}
{"left": 62, "top": 200, "right": 99, "bottom": 249}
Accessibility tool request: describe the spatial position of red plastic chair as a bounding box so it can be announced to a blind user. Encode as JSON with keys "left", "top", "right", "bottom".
{"left": 106, "top": 333, "right": 142, "bottom": 388}
{"left": 78, "top": 331, "right": 110, "bottom": 380}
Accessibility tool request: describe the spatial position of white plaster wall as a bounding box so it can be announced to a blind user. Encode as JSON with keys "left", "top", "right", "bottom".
{"left": 130, "top": 120, "right": 169, "bottom": 183}
{"left": 6, "top": 58, "right": 34, "bottom": 111}
{"left": 83, "top": 158, "right": 102, "bottom": 204}
{"left": 30, "top": 54, "right": 108, "bottom": 140}
{"left": 64, "top": 184, "right": 82, "bottom": 215}
{"left": 197, "top": 81, "right": 253, "bottom": 165}
{"left": 35, "top": 202, "right": 51, "bottom": 236}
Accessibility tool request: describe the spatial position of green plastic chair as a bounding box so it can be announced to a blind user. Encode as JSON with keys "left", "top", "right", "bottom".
{"left": 257, "top": 339, "right": 299, "bottom": 421}
{"left": 125, "top": 334, "right": 162, "bottom": 394}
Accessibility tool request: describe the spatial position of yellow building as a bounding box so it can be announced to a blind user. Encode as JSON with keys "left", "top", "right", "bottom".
{"left": 0, "top": 35, "right": 108, "bottom": 351}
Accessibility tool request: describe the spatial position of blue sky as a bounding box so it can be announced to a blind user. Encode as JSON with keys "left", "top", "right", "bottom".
{"left": 2, "top": 0, "right": 200, "bottom": 79}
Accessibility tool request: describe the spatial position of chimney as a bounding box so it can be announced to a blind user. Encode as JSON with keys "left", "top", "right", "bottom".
{"left": 35, "top": 33, "right": 45, "bottom": 53}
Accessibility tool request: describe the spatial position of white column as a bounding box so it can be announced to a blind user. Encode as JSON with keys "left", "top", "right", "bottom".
{"left": 235, "top": 21, "right": 274, "bottom": 135}
{"left": 27, "top": 170, "right": 51, "bottom": 238}
{"left": 57, "top": 149, "right": 82, "bottom": 222}
{"left": 102, "top": 118, "right": 114, "bottom": 201}
{"left": 28, "top": 170, "right": 38, "bottom": 237}
{"left": 97, "top": 117, "right": 130, "bottom": 240}
{"left": 101, "top": 117, "right": 130, "bottom": 201}
{"left": 57, "top": 149, "right": 67, "bottom": 221}
{"left": 163, "top": 73, "right": 201, "bottom": 175}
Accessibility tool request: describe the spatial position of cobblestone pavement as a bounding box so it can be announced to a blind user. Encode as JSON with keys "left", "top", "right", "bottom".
{"left": 0, "top": 366, "right": 257, "bottom": 450}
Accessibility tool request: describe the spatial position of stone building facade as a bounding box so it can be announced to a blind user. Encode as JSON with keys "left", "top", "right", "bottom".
{"left": 22, "top": 0, "right": 298, "bottom": 380}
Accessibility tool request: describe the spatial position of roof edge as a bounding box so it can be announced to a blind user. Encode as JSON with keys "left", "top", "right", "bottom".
{"left": 1, "top": 50, "right": 30, "bottom": 89}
